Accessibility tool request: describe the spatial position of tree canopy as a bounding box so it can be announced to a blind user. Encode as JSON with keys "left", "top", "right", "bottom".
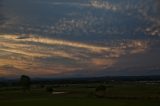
{"left": 20, "top": 75, "right": 31, "bottom": 92}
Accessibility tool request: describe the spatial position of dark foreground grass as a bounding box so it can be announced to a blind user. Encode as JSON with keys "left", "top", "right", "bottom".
{"left": 0, "top": 83, "right": 160, "bottom": 106}
{"left": 0, "top": 97, "right": 160, "bottom": 106}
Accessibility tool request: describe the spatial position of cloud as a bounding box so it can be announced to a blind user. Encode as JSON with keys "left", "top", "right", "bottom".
{"left": 0, "top": 34, "right": 152, "bottom": 77}
{"left": 89, "top": 0, "right": 117, "bottom": 11}
{"left": 132, "top": 0, "right": 160, "bottom": 36}
{"left": 109, "top": 47, "right": 160, "bottom": 76}
{"left": 36, "top": 0, "right": 90, "bottom": 7}
{"left": 2, "top": 34, "right": 109, "bottom": 53}
{"left": 0, "top": 0, "right": 159, "bottom": 77}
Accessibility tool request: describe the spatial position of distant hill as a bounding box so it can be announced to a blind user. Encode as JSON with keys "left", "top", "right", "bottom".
{"left": 30, "top": 75, "right": 160, "bottom": 85}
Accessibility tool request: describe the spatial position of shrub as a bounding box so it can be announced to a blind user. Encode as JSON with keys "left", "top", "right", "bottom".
{"left": 95, "top": 85, "right": 106, "bottom": 98}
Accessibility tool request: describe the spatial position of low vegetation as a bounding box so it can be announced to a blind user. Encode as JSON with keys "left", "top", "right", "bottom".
{"left": 0, "top": 76, "right": 160, "bottom": 106}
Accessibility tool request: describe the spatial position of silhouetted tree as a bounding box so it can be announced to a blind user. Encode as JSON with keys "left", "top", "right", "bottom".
{"left": 20, "top": 75, "right": 31, "bottom": 92}
{"left": 95, "top": 85, "right": 106, "bottom": 98}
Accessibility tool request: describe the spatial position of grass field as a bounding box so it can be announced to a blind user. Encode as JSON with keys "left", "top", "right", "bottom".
{"left": 0, "top": 82, "right": 160, "bottom": 106}
{"left": 1, "top": 98, "right": 160, "bottom": 106}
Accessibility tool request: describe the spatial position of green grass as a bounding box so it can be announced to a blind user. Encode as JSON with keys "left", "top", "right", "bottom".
{"left": 0, "top": 83, "right": 160, "bottom": 106}
{"left": 1, "top": 98, "right": 160, "bottom": 106}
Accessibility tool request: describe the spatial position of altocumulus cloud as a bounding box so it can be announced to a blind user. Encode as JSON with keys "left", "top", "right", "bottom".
{"left": 0, "top": 0, "right": 160, "bottom": 77}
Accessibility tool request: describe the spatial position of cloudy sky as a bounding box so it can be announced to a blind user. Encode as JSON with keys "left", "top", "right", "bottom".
{"left": 0, "top": 0, "right": 160, "bottom": 77}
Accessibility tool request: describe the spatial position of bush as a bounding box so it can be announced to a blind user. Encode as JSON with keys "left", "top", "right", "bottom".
{"left": 95, "top": 85, "right": 106, "bottom": 98}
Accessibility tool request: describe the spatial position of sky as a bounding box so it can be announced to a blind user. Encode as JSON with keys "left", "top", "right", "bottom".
{"left": 0, "top": 0, "right": 160, "bottom": 77}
